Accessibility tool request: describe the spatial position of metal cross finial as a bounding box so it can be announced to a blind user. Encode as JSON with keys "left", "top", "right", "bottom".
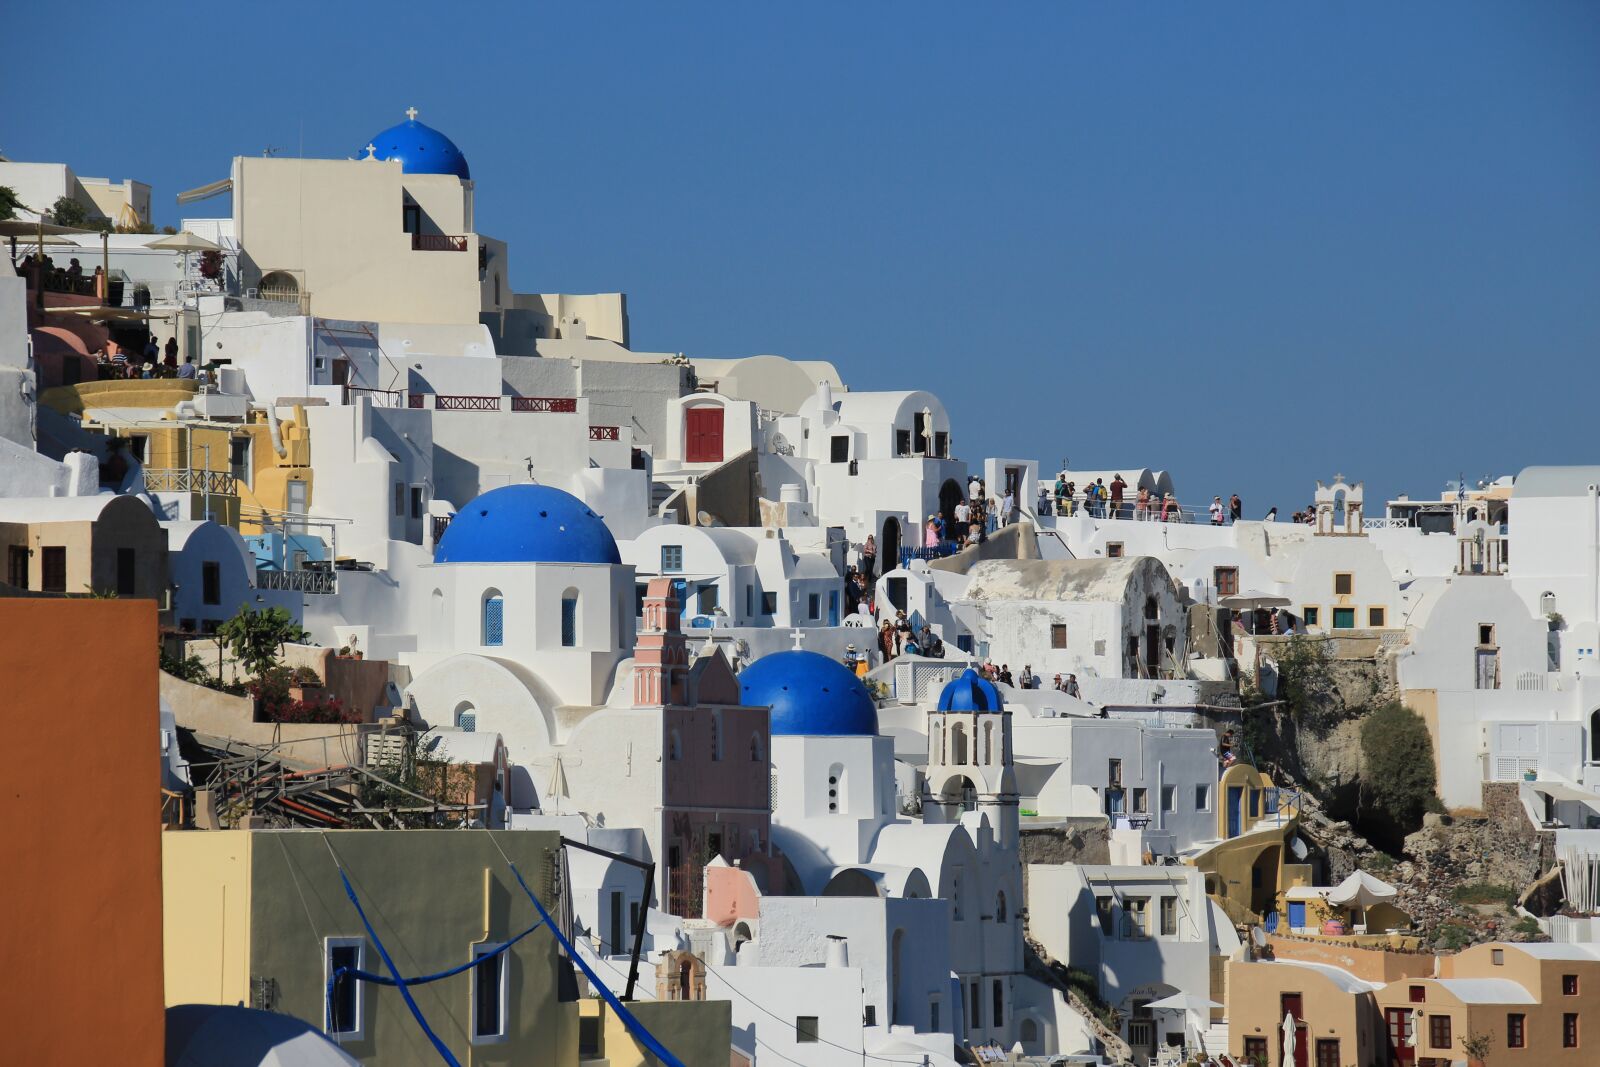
{"left": 1333, "top": 472, "right": 1345, "bottom": 483}
{"left": 789, "top": 628, "right": 806, "bottom": 651}
{"left": 405, "top": 106, "right": 419, "bottom": 122}
{"left": 363, "top": 143, "right": 377, "bottom": 158}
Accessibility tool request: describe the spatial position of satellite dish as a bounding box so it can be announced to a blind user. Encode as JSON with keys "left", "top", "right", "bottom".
{"left": 1251, "top": 926, "right": 1268, "bottom": 948}
{"left": 769, "top": 430, "right": 792, "bottom": 455}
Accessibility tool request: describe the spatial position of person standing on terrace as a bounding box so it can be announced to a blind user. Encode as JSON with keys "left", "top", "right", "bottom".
{"left": 1110, "top": 474, "right": 1127, "bottom": 518}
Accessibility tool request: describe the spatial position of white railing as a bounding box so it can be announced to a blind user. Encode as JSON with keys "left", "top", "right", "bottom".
{"left": 1514, "top": 671, "right": 1564, "bottom": 692}
{"left": 1364, "top": 517, "right": 1411, "bottom": 530}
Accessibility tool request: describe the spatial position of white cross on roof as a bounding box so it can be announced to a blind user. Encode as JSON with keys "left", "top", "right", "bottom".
{"left": 789, "top": 628, "right": 806, "bottom": 651}
{"left": 405, "top": 106, "right": 419, "bottom": 122}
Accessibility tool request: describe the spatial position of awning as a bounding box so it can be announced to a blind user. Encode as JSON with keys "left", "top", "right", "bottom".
{"left": 176, "top": 177, "right": 232, "bottom": 205}
{"left": 1529, "top": 780, "right": 1600, "bottom": 807}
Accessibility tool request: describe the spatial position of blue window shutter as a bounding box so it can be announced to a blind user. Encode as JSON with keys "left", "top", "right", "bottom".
{"left": 484, "top": 597, "right": 504, "bottom": 646}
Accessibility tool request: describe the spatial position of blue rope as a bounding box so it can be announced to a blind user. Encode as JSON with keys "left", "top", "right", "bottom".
{"left": 335, "top": 866, "right": 462, "bottom": 1067}
{"left": 325, "top": 917, "right": 546, "bottom": 1032}
{"left": 502, "top": 858, "right": 687, "bottom": 1067}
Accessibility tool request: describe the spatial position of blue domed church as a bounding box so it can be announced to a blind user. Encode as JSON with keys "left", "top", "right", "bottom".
{"left": 403, "top": 484, "right": 637, "bottom": 800}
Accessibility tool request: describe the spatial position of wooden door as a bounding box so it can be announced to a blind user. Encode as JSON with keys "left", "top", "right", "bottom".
{"left": 685, "top": 406, "right": 724, "bottom": 463}
{"left": 1384, "top": 1008, "right": 1414, "bottom": 1065}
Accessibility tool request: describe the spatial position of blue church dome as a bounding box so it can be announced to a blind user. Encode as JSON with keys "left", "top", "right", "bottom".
{"left": 364, "top": 108, "right": 471, "bottom": 179}
{"left": 739, "top": 650, "right": 879, "bottom": 737}
{"left": 937, "top": 668, "right": 1006, "bottom": 713}
{"left": 434, "top": 484, "right": 621, "bottom": 565}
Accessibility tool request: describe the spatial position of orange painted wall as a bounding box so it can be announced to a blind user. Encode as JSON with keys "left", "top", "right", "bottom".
{"left": 0, "top": 598, "right": 165, "bottom": 1065}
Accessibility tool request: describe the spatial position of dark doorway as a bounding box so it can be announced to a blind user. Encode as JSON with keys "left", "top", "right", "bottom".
{"left": 939, "top": 480, "right": 964, "bottom": 539}
{"left": 881, "top": 517, "right": 902, "bottom": 574}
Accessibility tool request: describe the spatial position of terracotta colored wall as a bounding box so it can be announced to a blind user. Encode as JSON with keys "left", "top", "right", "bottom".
{"left": 1268, "top": 934, "right": 1435, "bottom": 983}
{"left": 0, "top": 598, "right": 164, "bottom": 1065}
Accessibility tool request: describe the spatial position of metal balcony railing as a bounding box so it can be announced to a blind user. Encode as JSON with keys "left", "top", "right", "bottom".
{"left": 144, "top": 468, "right": 236, "bottom": 494}
{"left": 589, "top": 425, "right": 621, "bottom": 441}
{"left": 411, "top": 233, "right": 468, "bottom": 252}
{"left": 511, "top": 396, "right": 578, "bottom": 413}
{"left": 256, "top": 568, "right": 336, "bottom": 595}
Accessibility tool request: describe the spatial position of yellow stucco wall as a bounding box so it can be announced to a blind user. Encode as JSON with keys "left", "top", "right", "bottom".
{"left": 163, "top": 831, "right": 253, "bottom": 1007}
{"left": 581, "top": 998, "right": 734, "bottom": 1067}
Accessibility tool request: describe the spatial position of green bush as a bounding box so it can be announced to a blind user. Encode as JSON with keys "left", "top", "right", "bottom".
{"left": 1513, "top": 915, "right": 1543, "bottom": 937}
{"left": 1450, "top": 882, "right": 1517, "bottom": 905}
{"left": 50, "top": 195, "right": 88, "bottom": 227}
{"left": 1359, "top": 702, "right": 1439, "bottom": 834}
{"left": 1434, "top": 922, "right": 1473, "bottom": 951}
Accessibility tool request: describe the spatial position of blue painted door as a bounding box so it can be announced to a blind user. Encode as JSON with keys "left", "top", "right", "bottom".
{"left": 828, "top": 591, "right": 840, "bottom": 626}
{"left": 1227, "top": 786, "right": 1244, "bottom": 837}
{"left": 1288, "top": 901, "right": 1306, "bottom": 929}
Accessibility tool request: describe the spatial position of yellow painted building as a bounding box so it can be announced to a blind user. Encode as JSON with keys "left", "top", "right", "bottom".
{"left": 1188, "top": 763, "right": 1308, "bottom": 926}
{"left": 39, "top": 381, "right": 314, "bottom": 531}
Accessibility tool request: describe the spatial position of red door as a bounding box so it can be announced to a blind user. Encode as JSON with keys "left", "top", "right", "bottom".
{"left": 1281, "top": 994, "right": 1308, "bottom": 1067}
{"left": 1384, "top": 1008, "right": 1414, "bottom": 1065}
{"left": 685, "top": 406, "right": 724, "bottom": 463}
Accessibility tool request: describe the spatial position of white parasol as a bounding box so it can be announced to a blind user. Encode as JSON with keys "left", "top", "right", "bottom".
{"left": 1326, "top": 869, "right": 1398, "bottom": 908}
{"left": 1282, "top": 1012, "right": 1297, "bottom": 1065}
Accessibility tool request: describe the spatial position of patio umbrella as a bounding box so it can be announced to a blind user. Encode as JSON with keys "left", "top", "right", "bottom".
{"left": 1221, "top": 590, "right": 1291, "bottom": 611}
{"left": 1282, "top": 1012, "right": 1297, "bottom": 1066}
{"left": 1326, "top": 869, "right": 1398, "bottom": 908}
{"left": 147, "top": 230, "right": 222, "bottom": 252}
{"left": 1146, "top": 993, "right": 1222, "bottom": 1050}
{"left": 148, "top": 230, "right": 222, "bottom": 295}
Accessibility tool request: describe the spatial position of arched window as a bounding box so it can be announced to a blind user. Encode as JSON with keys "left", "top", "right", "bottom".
{"left": 933, "top": 722, "right": 944, "bottom": 765}
{"left": 950, "top": 724, "right": 968, "bottom": 766}
{"left": 982, "top": 722, "right": 993, "bottom": 765}
{"left": 429, "top": 588, "right": 444, "bottom": 636}
{"left": 455, "top": 702, "right": 477, "bottom": 732}
{"left": 827, "top": 763, "right": 846, "bottom": 814}
{"left": 669, "top": 729, "right": 682, "bottom": 761}
{"left": 995, "top": 891, "right": 1008, "bottom": 923}
{"left": 1020, "top": 1019, "right": 1039, "bottom": 1046}
{"left": 749, "top": 732, "right": 764, "bottom": 763}
{"left": 482, "top": 591, "right": 504, "bottom": 647}
{"left": 561, "top": 589, "right": 579, "bottom": 647}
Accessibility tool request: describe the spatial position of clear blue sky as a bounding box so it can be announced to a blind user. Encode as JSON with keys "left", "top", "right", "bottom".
{"left": 5, "top": 2, "right": 1595, "bottom": 513}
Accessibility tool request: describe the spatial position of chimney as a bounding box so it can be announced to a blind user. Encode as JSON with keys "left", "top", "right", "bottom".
{"left": 824, "top": 935, "right": 849, "bottom": 968}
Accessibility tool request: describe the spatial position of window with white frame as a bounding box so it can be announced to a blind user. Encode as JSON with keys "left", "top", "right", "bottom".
{"left": 661, "top": 545, "right": 684, "bottom": 573}
{"left": 471, "top": 943, "right": 509, "bottom": 1043}
{"left": 325, "top": 937, "right": 365, "bottom": 1038}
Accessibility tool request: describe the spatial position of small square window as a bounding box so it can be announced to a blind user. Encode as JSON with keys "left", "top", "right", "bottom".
{"left": 1051, "top": 624, "right": 1067, "bottom": 649}
{"left": 863, "top": 1004, "right": 876, "bottom": 1026}
{"left": 1368, "top": 606, "right": 1386, "bottom": 628}
{"left": 1303, "top": 606, "right": 1320, "bottom": 627}
{"left": 808, "top": 593, "right": 820, "bottom": 620}
{"left": 1106, "top": 542, "right": 1124, "bottom": 559}
{"left": 796, "top": 1016, "right": 820, "bottom": 1043}
{"left": 1334, "top": 573, "right": 1353, "bottom": 595}
{"left": 1563, "top": 974, "right": 1579, "bottom": 996}
{"left": 1479, "top": 624, "right": 1495, "bottom": 646}
{"left": 1194, "top": 784, "right": 1210, "bottom": 811}
{"left": 1213, "top": 567, "right": 1239, "bottom": 597}
{"left": 761, "top": 592, "right": 777, "bottom": 615}
{"left": 1132, "top": 787, "right": 1147, "bottom": 813}
{"left": 1332, "top": 607, "right": 1356, "bottom": 629}
{"left": 1429, "top": 1014, "right": 1451, "bottom": 1049}
{"left": 1409, "top": 985, "right": 1426, "bottom": 1003}
{"left": 1491, "top": 948, "right": 1504, "bottom": 965}
{"left": 1161, "top": 785, "right": 1175, "bottom": 813}
{"left": 661, "top": 545, "right": 684, "bottom": 573}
